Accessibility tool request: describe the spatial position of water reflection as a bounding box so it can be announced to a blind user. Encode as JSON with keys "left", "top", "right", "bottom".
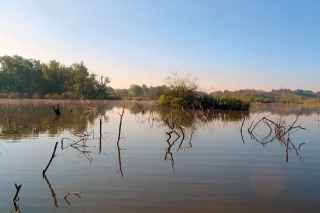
{"left": 61, "top": 131, "right": 94, "bottom": 164}
{"left": 244, "top": 107, "right": 308, "bottom": 162}
{"left": 13, "top": 201, "right": 20, "bottom": 213}
{"left": 0, "top": 99, "right": 114, "bottom": 140}
{"left": 1, "top": 100, "right": 319, "bottom": 212}
{"left": 43, "top": 173, "right": 58, "bottom": 207}
{"left": 64, "top": 192, "right": 81, "bottom": 205}
{"left": 116, "top": 106, "right": 125, "bottom": 177}
{"left": 161, "top": 110, "right": 195, "bottom": 172}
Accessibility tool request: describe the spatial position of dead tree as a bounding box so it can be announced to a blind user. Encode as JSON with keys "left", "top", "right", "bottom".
{"left": 246, "top": 107, "right": 307, "bottom": 162}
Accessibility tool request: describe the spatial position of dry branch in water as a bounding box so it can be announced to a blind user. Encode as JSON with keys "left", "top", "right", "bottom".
{"left": 117, "top": 106, "right": 125, "bottom": 146}
{"left": 248, "top": 108, "right": 305, "bottom": 141}
{"left": 246, "top": 107, "right": 307, "bottom": 161}
{"left": 64, "top": 191, "right": 81, "bottom": 205}
{"left": 80, "top": 98, "right": 97, "bottom": 114}
{"left": 12, "top": 183, "right": 22, "bottom": 203}
{"left": 116, "top": 106, "right": 125, "bottom": 177}
{"left": 64, "top": 191, "right": 81, "bottom": 199}
{"left": 42, "top": 142, "right": 58, "bottom": 175}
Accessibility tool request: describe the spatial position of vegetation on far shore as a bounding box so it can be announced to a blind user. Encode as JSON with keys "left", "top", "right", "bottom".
{"left": 1, "top": 55, "right": 320, "bottom": 109}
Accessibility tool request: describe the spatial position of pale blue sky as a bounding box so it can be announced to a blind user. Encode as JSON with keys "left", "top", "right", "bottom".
{"left": 0, "top": 0, "right": 319, "bottom": 91}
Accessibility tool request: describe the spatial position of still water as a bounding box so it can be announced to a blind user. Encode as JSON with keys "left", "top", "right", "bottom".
{"left": 0, "top": 100, "right": 319, "bottom": 213}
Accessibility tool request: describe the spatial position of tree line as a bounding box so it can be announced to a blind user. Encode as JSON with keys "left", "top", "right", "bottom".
{"left": 210, "top": 88, "right": 320, "bottom": 104}
{"left": 0, "top": 55, "right": 114, "bottom": 99}
{"left": 1, "top": 55, "right": 318, "bottom": 106}
{"left": 0, "top": 55, "right": 168, "bottom": 100}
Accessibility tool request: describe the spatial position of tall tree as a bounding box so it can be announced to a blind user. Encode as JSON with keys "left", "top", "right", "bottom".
{"left": 71, "top": 61, "right": 89, "bottom": 96}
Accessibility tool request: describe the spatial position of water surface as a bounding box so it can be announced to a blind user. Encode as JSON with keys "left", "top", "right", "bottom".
{"left": 1, "top": 100, "right": 319, "bottom": 212}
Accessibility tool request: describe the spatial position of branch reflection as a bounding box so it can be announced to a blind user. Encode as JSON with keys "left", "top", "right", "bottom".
{"left": 64, "top": 191, "right": 81, "bottom": 205}
{"left": 117, "top": 106, "right": 125, "bottom": 177}
{"left": 162, "top": 110, "right": 194, "bottom": 173}
{"left": 42, "top": 173, "right": 58, "bottom": 207}
{"left": 13, "top": 200, "right": 20, "bottom": 213}
{"left": 245, "top": 108, "right": 307, "bottom": 162}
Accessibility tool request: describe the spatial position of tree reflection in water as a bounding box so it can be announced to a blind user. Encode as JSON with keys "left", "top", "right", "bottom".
{"left": 162, "top": 110, "right": 194, "bottom": 173}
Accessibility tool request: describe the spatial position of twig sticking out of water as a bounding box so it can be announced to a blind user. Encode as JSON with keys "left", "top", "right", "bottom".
{"left": 80, "top": 98, "right": 97, "bottom": 114}
{"left": 177, "top": 125, "right": 193, "bottom": 152}
{"left": 64, "top": 192, "right": 81, "bottom": 205}
{"left": 199, "top": 106, "right": 210, "bottom": 122}
{"left": 117, "top": 106, "right": 125, "bottom": 177}
{"left": 117, "top": 106, "right": 125, "bottom": 146}
{"left": 246, "top": 107, "right": 307, "bottom": 162}
{"left": 42, "top": 142, "right": 58, "bottom": 175}
{"left": 12, "top": 183, "right": 22, "bottom": 203}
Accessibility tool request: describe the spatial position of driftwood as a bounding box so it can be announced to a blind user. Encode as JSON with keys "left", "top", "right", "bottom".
{"left": 43, "top": 142, "right": 58, "bottom": 175}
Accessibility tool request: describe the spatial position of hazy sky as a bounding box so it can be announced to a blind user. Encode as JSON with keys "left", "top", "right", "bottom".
{"left": 0, "top": 0, "right": 319, "bottom": 91}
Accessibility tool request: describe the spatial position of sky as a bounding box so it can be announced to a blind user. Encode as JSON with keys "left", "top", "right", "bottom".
{"left": 0, "top": 0, "right": 319, "bottom": 92}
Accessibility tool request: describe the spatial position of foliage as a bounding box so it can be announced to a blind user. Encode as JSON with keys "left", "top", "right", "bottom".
{"left": 0, "top": 55, "right": 111, "bottom": 99}
{"left": 128, "top": 84, "right": 143, "bottom": 97}
{"left": 114, "top": 85, "right": 166, "bottom": 100}
{"left": 198, "top": 94, "right": 250, "bottom": 110}
{"left": 158, "top": 72, "right": 199, "bottom": 108}
{"left": 210, "top": 88, "right": 320, "bottom": 104}
{"left": 158, "top": 72, "right": 250, "bottom": 110}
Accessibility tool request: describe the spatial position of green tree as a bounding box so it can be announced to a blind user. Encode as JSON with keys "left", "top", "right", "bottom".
{"left": 0, "top": 55, "right": 112, "bottom": 99}
{"left": 0, "top": 55, "right": 43, "bottom": 97}
{"left": 128, "top": 84, "right": 143, "bottom": 97}
{"left": 94, "top": 76, "right": 110, "bottom": 99}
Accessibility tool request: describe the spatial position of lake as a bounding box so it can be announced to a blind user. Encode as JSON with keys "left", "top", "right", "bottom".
{"left": 1, "top": 100, "right": 320, "bottom": 213}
